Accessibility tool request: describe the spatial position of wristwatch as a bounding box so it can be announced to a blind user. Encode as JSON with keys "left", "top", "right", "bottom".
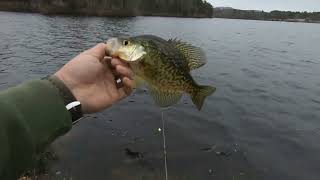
{"left": 46, "top": 75, "right": 83, "bottom": 123}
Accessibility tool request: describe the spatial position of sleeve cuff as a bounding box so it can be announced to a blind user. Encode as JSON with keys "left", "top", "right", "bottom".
{"left": 0, "top": 79, "right": 73, "bottom": 152}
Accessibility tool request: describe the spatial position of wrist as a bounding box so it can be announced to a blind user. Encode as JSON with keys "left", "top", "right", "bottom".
{"left": 54, "top": 72, "right": 83, "bottom": 106}
{"left": 54, "top": 71, "right": 92, "bottom": 114}
{"left": 54, "top": 72, "right": 77, "bottom": 98}
{"left": 47, "top": 75, "right": 83, "bottom": 123}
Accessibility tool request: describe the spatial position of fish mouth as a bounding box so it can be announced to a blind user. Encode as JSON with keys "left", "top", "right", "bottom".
{"left": 105, "top": 37, "right": 146, "bottom": 62}
{"left": 105, "top": 38, "right": 120, "bottom": 56}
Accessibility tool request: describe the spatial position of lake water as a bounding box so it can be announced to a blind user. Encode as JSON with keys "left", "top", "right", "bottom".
{"left": 1, "top": 11, "right": 320, "bottom": 180}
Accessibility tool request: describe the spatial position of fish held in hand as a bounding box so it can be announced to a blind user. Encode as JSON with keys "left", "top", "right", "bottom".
{"left": 106, "top": 35, "right": 216, "bottom": 110}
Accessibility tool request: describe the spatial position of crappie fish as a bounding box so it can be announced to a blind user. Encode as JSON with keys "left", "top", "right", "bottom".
{"left": 106, "top": 35, "right": 216, "bottom": 110}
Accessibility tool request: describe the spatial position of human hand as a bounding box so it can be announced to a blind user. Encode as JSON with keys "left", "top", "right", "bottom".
{"left": 55, "top": 43, "right": 134, "bottom": 114}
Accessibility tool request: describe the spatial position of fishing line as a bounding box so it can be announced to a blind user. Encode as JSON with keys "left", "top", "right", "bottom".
{"left": 161, "top": 110, "right": 168, "bottom": 180}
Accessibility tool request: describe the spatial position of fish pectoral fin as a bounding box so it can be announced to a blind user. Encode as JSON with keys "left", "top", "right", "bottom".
{"left": 133, "top": 75, "right": 145, "bottom": 88}
{"left": 168, "top": 38, "right": 207, "bottom": 71}
{"left": 149, "top": 86, "right": 182, "bottom": 107}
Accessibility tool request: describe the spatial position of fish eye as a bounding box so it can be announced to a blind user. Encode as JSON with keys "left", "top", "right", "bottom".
{"left": 123, "top": 40, "right": 130, "bottom": 46}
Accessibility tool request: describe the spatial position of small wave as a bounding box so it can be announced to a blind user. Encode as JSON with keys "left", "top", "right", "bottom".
{"left": 300, "top": 59, "right": 319, "bottom": 65}
{"left": 241, "top": 68, "right": 262, "bottom": 79}
{"left": 281, "top": 41, "right": 295, "bottom": 46}
{"left": 256, "top": 94, "right": 270, "bottom": 100}
{"left": 284, "top": 80, "right": 308, "bottom": 90}
{"left": 270, "top": 94, "right": 297, "bottom": 104}
{"left": 225, "top": 83, "right": 248, "bottom": 94}
{"left": 218, "top": 72, "right": 229, "bottom": 76}
{"left": 279, "top": 61, "right": 297, "bottom": 67}
{"left": 311, "top": 99, "right": 320, "bottom": 104}
{"left": 252, "top": 88, "right": 267, "bottom": 94}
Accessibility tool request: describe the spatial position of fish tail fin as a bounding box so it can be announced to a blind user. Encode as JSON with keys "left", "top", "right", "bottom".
{"left": 191, "top": 85, "right": 216, "bottom": 111}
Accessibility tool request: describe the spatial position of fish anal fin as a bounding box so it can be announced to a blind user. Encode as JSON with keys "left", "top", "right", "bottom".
{"left": 149, "top": 86, "right": 182, "bottom": 107}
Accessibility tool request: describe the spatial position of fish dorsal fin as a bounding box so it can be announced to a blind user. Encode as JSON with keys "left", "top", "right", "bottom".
{"left": 168, "top": 38, "right": 207, "bottom": 71}
{"left": 149, "top": 85, "right": 182, "bottom": 107}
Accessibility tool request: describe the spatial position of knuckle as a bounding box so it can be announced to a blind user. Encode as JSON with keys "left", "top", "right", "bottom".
{"left": 115, "top": 65, "right": 121, "bottom": 71}
{"left": 97, "top": 43, "right": 106, "bottom": 47}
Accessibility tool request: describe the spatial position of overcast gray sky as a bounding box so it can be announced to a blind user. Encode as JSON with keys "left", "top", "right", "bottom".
{"left": 207, "top": 0, "right": 320, "bottom": 12}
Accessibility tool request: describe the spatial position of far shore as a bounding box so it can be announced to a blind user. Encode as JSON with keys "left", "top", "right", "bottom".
{"left": 0, "top": 9, "right": 319, "bottom": 24}
{"left": 213, "top": 17, "right": 320, "bottom": 24}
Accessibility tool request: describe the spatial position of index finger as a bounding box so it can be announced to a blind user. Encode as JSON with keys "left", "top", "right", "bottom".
{"left": 84, "top": 43, "right": 107, "bottom": 60}
{"left": 110, "top": 58, "right": 130, "bottom": 68}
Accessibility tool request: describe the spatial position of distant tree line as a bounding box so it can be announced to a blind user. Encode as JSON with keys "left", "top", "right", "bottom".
{"left": 2, "top": 0, "right": 318, "bottom": 22}
{"left": 0, "top": 0, "right": 214, "bottom": 18}
{"left": 213, "top": 8, "right": 320, "bottom": 22}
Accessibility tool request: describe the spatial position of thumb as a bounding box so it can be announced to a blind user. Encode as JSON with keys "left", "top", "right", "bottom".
{"left": 84, "top": 43, "right": 107, "bottom": 60}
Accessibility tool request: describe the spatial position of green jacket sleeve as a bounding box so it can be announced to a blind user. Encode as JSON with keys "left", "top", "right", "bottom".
{"left": 0, "top": 79, "right": 72, "bottom": 179}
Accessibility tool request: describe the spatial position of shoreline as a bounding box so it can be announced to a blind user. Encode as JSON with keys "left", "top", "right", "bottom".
{"left": 213, "top": 17, "right": 320, "bottom": 24}
{"left": 0, "top": 9, "right": 212, "bottom": 18}
{"left": 1, "top": 10, "right": 319, "bottom": 24}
